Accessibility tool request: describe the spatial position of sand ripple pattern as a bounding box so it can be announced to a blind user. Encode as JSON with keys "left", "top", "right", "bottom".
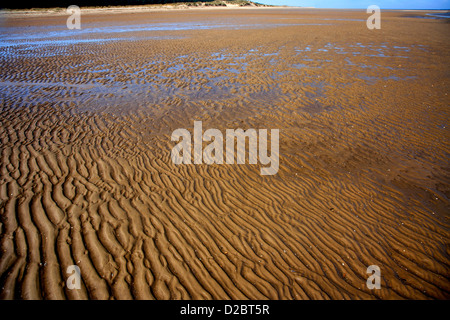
{"left": 0, "top": 10, "right": 449, "bottom": 299}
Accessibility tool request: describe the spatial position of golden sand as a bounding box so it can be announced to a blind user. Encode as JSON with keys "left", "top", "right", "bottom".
{"left": 0, "top": 8, "right": 449, "bottom": 299}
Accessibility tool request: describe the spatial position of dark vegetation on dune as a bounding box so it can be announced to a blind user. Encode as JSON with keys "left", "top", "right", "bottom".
{"left": 1, "top": 0, "right": 264, "bottom": 9}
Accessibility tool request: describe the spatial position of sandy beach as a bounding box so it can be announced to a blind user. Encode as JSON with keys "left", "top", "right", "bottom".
{"left": 0, "top": 7, "right": 449, "bottom": 300}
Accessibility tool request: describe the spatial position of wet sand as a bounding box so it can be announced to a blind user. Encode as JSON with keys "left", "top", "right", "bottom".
{"left": 0, "top": 8, "right": 449, "bottom": 299}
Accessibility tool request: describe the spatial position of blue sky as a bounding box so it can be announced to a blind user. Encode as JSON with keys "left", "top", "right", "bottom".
{"left": 256, "top": 0, "right": 450, "bottom": 9}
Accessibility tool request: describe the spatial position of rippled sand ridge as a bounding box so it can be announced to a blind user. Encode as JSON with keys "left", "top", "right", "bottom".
{"left": 0, "top": 8, "right": 449, "bottom": 300}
